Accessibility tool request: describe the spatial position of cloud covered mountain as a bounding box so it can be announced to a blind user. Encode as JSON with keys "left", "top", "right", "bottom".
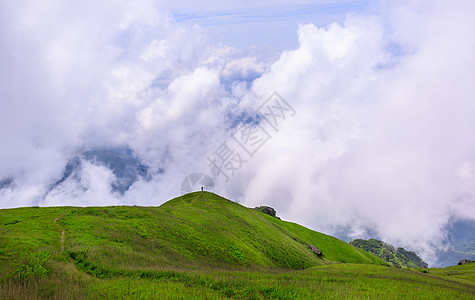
{"left": 48, "top": 148, "right": 153, "bottom": 195}
{"left": 434, "top": 219, "right": 475, "bottom": 267}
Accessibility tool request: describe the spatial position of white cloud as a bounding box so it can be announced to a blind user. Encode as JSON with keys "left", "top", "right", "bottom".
{"left": 43, "top": 160, "right": 119, "bottom": 207}
{"left": 221, "top": 57, "right": 265, "bottom": 82}
{"left": 228, "top": 0, "right": 475, "bottom": 264}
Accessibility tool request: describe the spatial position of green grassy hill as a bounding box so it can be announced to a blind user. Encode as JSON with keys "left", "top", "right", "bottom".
{"left": 1, "top": 192, "right": 474, "bottom": 299}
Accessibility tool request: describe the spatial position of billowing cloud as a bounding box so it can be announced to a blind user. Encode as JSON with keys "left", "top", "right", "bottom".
{"left": 1, "top": 0, "right": 474, "bottom": 266}
{"left": 232, "top": 1, "right": 475, "bottom": 263}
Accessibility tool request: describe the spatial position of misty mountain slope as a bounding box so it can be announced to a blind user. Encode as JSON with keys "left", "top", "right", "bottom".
{"left": 446, "top": 219, "right": 475, "bottom": 255}
{"left": 333, "top": 221, "right": 475, "bottom": 268}
{"left": 349, "top": 239, "right": 428, "bottom": 268}
{"left": 433, "top": 219, "right": 475, "bottom": 267}
{"left": 0, "top": 177, "right": 13, "bottom": 190}
{"left": 48, "top": 148, "right": 153, "bottom": 196}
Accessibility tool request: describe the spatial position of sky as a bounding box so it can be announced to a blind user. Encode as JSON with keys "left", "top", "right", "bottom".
{"left": 170, "top": 0, "right": 377, "bottom": 50}
{"left": 1, "top": 0, "right": 475, "bottom": 265}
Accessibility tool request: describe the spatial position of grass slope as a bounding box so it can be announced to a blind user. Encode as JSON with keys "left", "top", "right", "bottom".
{"left": 1, "top": 192, "right": 474, "bottom": 299}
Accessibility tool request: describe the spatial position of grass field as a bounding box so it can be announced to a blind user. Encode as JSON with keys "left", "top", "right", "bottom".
{"left": 1, "top": 192, "right": 474, "bottom": 299}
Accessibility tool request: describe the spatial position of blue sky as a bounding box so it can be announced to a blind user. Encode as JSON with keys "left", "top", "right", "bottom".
{"left": 171, "top": 0, "right": 378, "bottom": 49}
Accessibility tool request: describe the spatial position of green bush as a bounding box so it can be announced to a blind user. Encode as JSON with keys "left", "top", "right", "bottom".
{"left": 254, "top": 206, "right": 277, "bottom": 218}
{"left": 11, "top": 251, "right": 50, "bottom": 282}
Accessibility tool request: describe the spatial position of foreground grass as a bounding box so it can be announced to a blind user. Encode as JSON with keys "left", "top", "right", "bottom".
{"left": 2, "top": 262, "right": 474, "bottom": 299}
{"left": 87, "top": 264, "right": 475, "bottom": 299}
{"left": 1, "top": 192, "right": 474, "bottom": 299}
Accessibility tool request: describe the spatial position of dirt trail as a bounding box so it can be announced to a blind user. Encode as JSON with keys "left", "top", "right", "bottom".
{"left": 54, "top": 212, "right": 66, "bottom": 253}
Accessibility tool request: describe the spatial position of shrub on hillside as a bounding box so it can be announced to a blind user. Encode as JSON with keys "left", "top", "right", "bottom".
{"left": 11, "top": 251, "right": 50, "bottom": 282}
{"left": 254, "top": 206, "right": 278, "bottom": 218}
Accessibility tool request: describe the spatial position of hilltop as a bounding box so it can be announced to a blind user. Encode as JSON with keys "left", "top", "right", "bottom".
{"left": 1, "top": 192, "right": 474, "bottom": 299}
